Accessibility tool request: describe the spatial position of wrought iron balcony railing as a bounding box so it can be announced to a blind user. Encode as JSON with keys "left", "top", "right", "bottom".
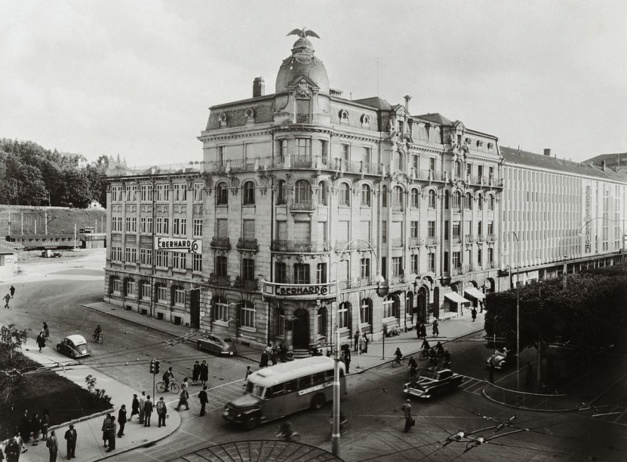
{"left": 210, "top": 237, "right": 231, "bottom": 250}
{"left": 208, "top": 274, "right": 231, "bottom": 287}
{"left": 271, "top": 240, "right": 330, "bottom": 253}
{"left": 289, "top": 200, "right": 316, "bottom": 211}
{"left": 236, "top": 238, "right": 259, "bottom": 252}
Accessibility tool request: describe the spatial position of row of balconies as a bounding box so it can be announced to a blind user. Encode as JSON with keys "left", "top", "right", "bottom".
{"left": 203, "top": 156, "right": 504, "bottom": 186}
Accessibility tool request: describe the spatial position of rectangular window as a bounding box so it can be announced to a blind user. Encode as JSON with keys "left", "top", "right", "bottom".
{"left": 428, "top": 221, "right": 436, "bottom": 238}
{"left": 173, "top": 218, "right": 180, "bottom": 236}
{"left": 488, "top": 221, "right": 494, "bottom": 236}
{"left": 214, "top": 301, "right": 229, "bottom": 322}
{"left": 444, "top": 220, "right": 450, "bottom": 240}
{"left": 452, "top": 251, "right": 461, "bottom": 269}
{"left": 452, "top": 222, "right": 461, "bottom": 239}
{"left": 112, "top": 278, "right": 123, "bottom": 294}
{"left": 141, "top": 282, "right": 151, "bottom": 300}
{"left": 157, "top": 285, "right": 168, "bottom": 302}
{"left": 215, "top": 256, "right": 228, "bottom": 277}
{"left": 392, "top": 257, "right": 402, "bottom": 277}
{"left": 364, "top": 146, "right": 371, "bottom": 165}
{"left": 193, "top": 183, "right": 203, "bottom": 202}
{"left": 140, "top": 248, "right": 152, "bottom": 265}
{"left": 174, "top": 288, "right": 185, "bottom": 306}
{"left": 155, "top": 250, "right": 168, "bottom": 267}
{"left": 477, "top": 247, "right": 482, "bottom": 266}
{"left": 141, "top": 185, "right": 153, "bottom": 202}
{"left": 317, "top": 263, "right": 327, "bottom": 284}
{"left": 382, "top": 298, "right": 394, "bottom": 319}
{"left": 192, "top": 254, "right": 202, "bottom": 272}
{"left": 338, "top": 303, "right": 349, "bottom": 328}
{"left": 488, "top": 247, "right": 494, "bottom": 264}
{"left": 360, "top": 258, "right": 370, "bottom": 279}
{"left": 243, "top": 219, "right": 255, "bottom": 240}
{"left": 275, "top": 262, "right": 288, "bottom": 283}
{"left": 293, "top": 264, "right": 310, "bottom": 285}
{"left": 193, "top": 219, "right": 203, "bottom": 237}
{"left": 172, "top": 253, "right": 186, "bottom": 270}
{"left": 428, "top": 252, "right": 435, "bottom": 272}
{"left": 296, "top": 138, "right": 311, "bottom": 158}
{"left": 218, "top": 146, "right": 226, "bottom": 164}
{"left": 341, "top": 144, "right": 349, "bottom": 162}
{"left": 242, "top": 258, "right": 255, "bottom": 280}
{"left": 429, "top": 158, "right": 435, "bottom": 172}
{"left": 382, "top": 221, "right": 387, "bottom": 243}
{"left": 240, "top": 304, "right": 255, "bottom": 328}
{"left": 411, "top": 254, "right": 419, "bottom": 274}
{"left": 411, "top": 221, "right": 419, "bottom": 239}
{"left": 477, "top": 220, "right": 482, "bottom": 237}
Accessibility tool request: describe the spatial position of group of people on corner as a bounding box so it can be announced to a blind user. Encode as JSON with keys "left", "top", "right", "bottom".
{"left": 259, "top": 342, "right": 289, "bottom": 368}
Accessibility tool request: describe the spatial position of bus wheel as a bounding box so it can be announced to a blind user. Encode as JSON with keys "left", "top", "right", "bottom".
{"left": 243, "top": 414, "right": 260, "bottom": 430}
{"left": 311, "top": 394, "right": 326, "bottom": 410}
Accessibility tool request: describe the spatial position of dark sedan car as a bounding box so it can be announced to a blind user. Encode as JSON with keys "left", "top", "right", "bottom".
{"left": 404, "top": 368, "right": 463, "bottom": 399}
{"left": 197, "top": 333, "right": 237, "bottom": 356}
{"left": 56, "top": 335, "right": 90, "bottom": 359}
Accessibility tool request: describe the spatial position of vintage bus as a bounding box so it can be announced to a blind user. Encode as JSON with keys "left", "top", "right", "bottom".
{"left": 223, "top": 356, "right": 347, "bottom": 430}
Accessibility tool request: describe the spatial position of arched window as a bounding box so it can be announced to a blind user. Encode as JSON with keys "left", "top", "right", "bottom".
{"left": 216, "top": 182, "right": 228, "bottom": 205}
{"left": 411, "top": 188, "right": 420, "bottom": 208}
{"left": 392, "top": 186, "right": 403, "bottom": 210}
{"left": 465, "top": 193, "right": 473, "bottom": 210}
{"left": 452, "top": 191, "right": 461, "bottom": 211}
{"left": 277, "top": 180, "right": 287, "bottom": 205}
{"left": 361, "top": 184, "right": 372, "bottom": 207}
{"left": 239, "top": 301, "right": 255, "bottom": 328}
{"left": 242, "top": 181, "right": 255, "bottom": 205}
{"left": 428, "top": 190, "right": 436, "bottom": 209}
{"left": 338, "top": 183, "right": 350, "bottom": 206}
{"left": 317, "top": 181, "right": 328, "bottom": 206}
{"left": 360, "top": 298, "right": 373, "bottom": 326}
{"left": 294, "top": 179, "right": 312, "bottom": 204}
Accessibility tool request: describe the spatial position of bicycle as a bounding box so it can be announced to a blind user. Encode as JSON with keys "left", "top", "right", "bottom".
{"left": 156, "top": 380, "right": 179, "bottom": 394}
{"left": 92, "top": 332, "right": 103, "bottom": 345}
{"left": 392, "top": 356, "right": 404, "bottom": 368}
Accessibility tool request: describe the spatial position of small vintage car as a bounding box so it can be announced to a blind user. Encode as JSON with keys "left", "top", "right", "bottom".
{"left": 56, "top": 335, "right": 90, "bottom": 359}
{"left": 486, "top": 348, "right": 517, "bottom": 370}
{"left": 403, "top": 368, "right": 463, "bottom": 399}
{"left": 197, "top": 333, "right": 237, "bottom": 356}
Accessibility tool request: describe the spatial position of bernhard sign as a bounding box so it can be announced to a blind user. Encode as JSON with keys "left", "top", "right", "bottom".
{"left": 154, "top": 237, "right": 202, "bottom": 254}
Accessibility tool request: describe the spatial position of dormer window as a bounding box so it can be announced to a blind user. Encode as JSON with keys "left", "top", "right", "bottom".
{"left": 339, "top": 109, "right": 349, "bottom": 124}
{"left": 245, "top": 108, "right": 255, "bottom": 123}
{"left": 487, "top": 142, "right": 494, "bottom": 151}
{"left": 361, "top": 114, "right": 370, "bottom": 128}
{"left": 476, "top": 140, "right": 484, "bottom": 148}
{"left": 219, "top": 113, "right": 227, "bottom": 128}
{"left": 464, "top": 137, "right": 471, "bottom": 145}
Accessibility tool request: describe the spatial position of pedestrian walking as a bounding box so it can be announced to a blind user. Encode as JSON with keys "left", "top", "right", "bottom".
{"left": 353, "top": 331, "right": 360, "bottom": 352}
{"left": 192, "top": 361, "right": 200, "bottom": 385}
{"left": 144, "top": 395, "right": 154, "bottom": 427}
{"left": 176, "top": 386, "right": 190, "bottom": 411}
{"left": 3, "top": 293, "right": 11, "bottom": 309}
{"left": 138, "top": 391, "right": 146, "bottom": 424}
{"left": 46, "top": 431, "right": 58, "bottom": 462}
{"left": 156, "top": 397, "right": 167, "bottom": 427}
{"left": 30, "top": 413, "right": 41, "bottom": 445}
{"left": 36, "top": 332, "right": 46, "bottom": 353}
{"left": 432, "top": 318, "right": 439, "bottom": 338}
{"left": 130, "top": 394, "right": 140, "bottom": 421}
{"left": 105, "top": 416, "right": 117, "bottom": 452}
{"left": 199, "top": 385, "right": 208, "bottom": 416}
{"left": 117, "top": 405, "right": 127, "bottom": 437}
{"left": 200, "top": 360, "right": 209, "bottom": 386}
{"left": 10, "top": 285, "right": 15, "bottom": 298}
{"left": 64, "top": 424, "right": 77, "bottom": 459}
{"left": 361, "top": 333, "right": 369, "bottom": 353}
{"left": 244, "top": 365, "right": 252, "bottom": 382}
{"left": 5, "top": 436, "right": 20, "bottom": 462}
{"left": 20, "top": 410, "right": 30, "bottom": 443}
{"left": 42, "top": 322, "right": 50, "bottom": 339}
{"left": 41, "top": 409, "right": 50, "bottom": 441}
{"left": 341, "top": 344, "right": 351, "bottom": 373}
{"left": 471, "top": 307, "right": 477, "bottom": 322}
{"left": 259, "top": 350, "right": 269, "bottom": 368}
{"left": 401, "top": 399, "right": 414, "bottom": 433}
{"left": 101, "top": 413, "right": 111, "bottom": 448}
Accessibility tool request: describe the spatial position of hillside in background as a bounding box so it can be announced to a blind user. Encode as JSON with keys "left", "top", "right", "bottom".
{"left": 0, "top": 206, "right": 106, "bottom": 237}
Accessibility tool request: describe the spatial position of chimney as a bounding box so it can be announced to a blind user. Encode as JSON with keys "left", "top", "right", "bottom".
{"left": 601, "top": 160, "right": 606, "bottom": 171}
{"left": 404, "top": 95, "right": 412, "bottom": 112}
{"left": 253, "top": 77, "right": 265, "bottom": 97}
{"left": 543, "top": 148, "right": 551, "bottom": 157}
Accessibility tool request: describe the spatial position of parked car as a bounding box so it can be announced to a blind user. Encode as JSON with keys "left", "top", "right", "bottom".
{"left": 486, "top": 348, "right": 517, "bottom": 370}
{"left": 41, "top": 250, "right": 62, "bottom": 258}
{"left": 56, "top": 335, "right": 90, "bottom": 359}
{"left": 197, "top": 333, "right": 237, "bottom": 356}
{"left": 403, "top": 368, "right": 463, "bottom": 399}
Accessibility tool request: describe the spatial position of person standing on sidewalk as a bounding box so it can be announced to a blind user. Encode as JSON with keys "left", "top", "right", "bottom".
{"left": 46, "top": 431, "right": 58, "bottom": 462}
{"left": 64, "top": 424, "right": 77, "bottom": 459}
{"left": 401, "top": 399, "right": 414, "bottom": 433}
{"left": 105, "top": 416, "right": 117, "bottom": 452}
{"left": 200, "top": 360, "right": 209, "bottom": 386}
{"left": 432, "top": 318, "right": 439, "bottom": 338}
{"left": 144, "top": 395, "right": 154, "bottom": 427}
{"left": 199, "top": 385, "right": 208, "bottom": 416}
{"left": 192, "top": 361, "right": 200, "bottom": 386}
{"left": 353, "top": 331, "right": 360, "bottom": 352}
{"left": 5, "top": 436, "right": 20, "bottom": 462}
{"left": 117, "top": 405, "right": 127, "bottom": 437}
{"left": 10, "top": 285, "right": 15, "bottom": 298}
{"left": 471, "top": 307, "right": 477, "bottom": 322}
{"left": 156, "top": 397, "right": 167, "bottom": 427}
{"left": 138, "top": 391, "right": 146, "bottom": 424}
{"left": 41, "top": 409, "right": 50, "bottom": 441}
{"left": 4, "top": 293, "right": 11, "bottom": 309}
{"left": 101, "top": 413, "right": 111, "bottom": 448}
{"left": 36, "top": 332, "right": 46, "bottom": 353}
{"left": 42, "top": 322, "right": 50, "bottom": 339}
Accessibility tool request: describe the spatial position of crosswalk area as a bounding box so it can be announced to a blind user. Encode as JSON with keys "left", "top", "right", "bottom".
{"left": 586, "top": 405, "right": 627, "bottom": 426}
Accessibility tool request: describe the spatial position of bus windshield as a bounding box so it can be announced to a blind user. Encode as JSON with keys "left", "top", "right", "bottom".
{"left": 245, "top": 381, "right": 265, "bottom": 398}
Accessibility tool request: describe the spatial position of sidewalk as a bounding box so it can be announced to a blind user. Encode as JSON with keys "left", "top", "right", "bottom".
{"left": 11, "top": 335, "right": 182, "bottom": 462}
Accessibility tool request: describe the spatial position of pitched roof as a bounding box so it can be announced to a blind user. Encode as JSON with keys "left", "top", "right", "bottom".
{"left": 500, "top": 147, "right": 627, "bottom": 183}
{"left": 584, "top": 152, "right": 627, "bottom": 165}
{"left": 415, "top": 113, "right": 454, "bottom": 126}
{"left": 351, "top": 96, "right": 392, "bottom": 110}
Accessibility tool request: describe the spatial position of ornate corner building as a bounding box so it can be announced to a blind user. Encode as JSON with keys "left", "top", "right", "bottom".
{"left": 103, "top": 30, "right": 627, "bottom": 354}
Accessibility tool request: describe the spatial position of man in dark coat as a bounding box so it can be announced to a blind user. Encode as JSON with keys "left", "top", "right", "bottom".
{"left": 10, "top": 285, "right": 16, "bottom": 298}
{"left": 353, "top": 331, "right": 360, "bottom": 352}
{"left": 143, "top": 395, "right": 154, "bottom": 427}
{"left": 130, "top": 394, "right": 140, "bottom": 421}
{"left": 156, "top": 397, "right": 167, "bottom": 427}
{"left": 105, "top": 416, "right": 116, "bottom": 452}
{"left": 20, "top": 409, "right": 30, "bottom": 443}
{"left": 64, "top": 424, "right": 77, "bottom": 459}
{"left": 46, "top": 431, "right": 58, "bottom": 462}
{"left": 259, "top": 351, "right": 269, "bottom": 368}
{"left": 117, "top": 405, "right": 127, "bottom": 437}
{"left": 200, "top": 360, "right": 209, "bottom": 386}
{"left": 192, "top": 361, "right": 200, "bottom": 385}
{"left": 5, "top": 436, "right": 20, "bottom": 462}
{"left": 199, "top": 385, "right": 208, "bottom": 416}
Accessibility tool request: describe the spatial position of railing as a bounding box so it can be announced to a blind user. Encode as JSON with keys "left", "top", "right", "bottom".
{"left": 487, "top": 234, "right": 497, "bottom": 242}
{"left": 296, "top": 115, "right": 311, "bottom": 124}
{"left": 483, "top": 382, "right": 572, "bottom": 411}
{"left": 452, "top": 236, "right": 462, "bottom": 244}
{"left": 289, "top": 200, "right": 316, "bottom": 211}
{"left": 391, "top": 205, "right": 403, "bottom": 212}
{"left": 232, "top": 277, "right": 259, "bottom": 291}
{"left": 409, "top": 168, "right": 446, "bottom": 182}
{"left": 210, "top": 237, "right": 231, "bottom": 250}
{"left": 271, "top": 240, "right": 330, "bottom": 252}
{"left": 476, "top": 234, "right": 484, "bottom": 242}
{"left": 208, "top": 274, "right": 231, "bottom": 287}
{"left": 425, "top": 237, "right": 440, "bottom": 246}
{"left": 106, "top": 162, "right": 202, "bottom": 177}
{"left": 391, "top": 238, "right": 403, "bottom": 248}
{"left": 409, "top": 237, "right": 423, "bottom": 248}
{"left": 236, "top": 238, "right": 259, "bottom": 252}
{"left": 451, "top": 267, "right": 463, "bottom": 276}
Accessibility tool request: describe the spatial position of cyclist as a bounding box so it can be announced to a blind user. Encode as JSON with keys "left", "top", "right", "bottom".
{"left": 93, "top": 325, "right": 102, "bottom": 342}
{"left": 277, "top": 421, "right": 298, "bottom": 442}
{"left": 420, "top": 339, "right": 431, "bottom": 358}
{"left": 394, "top": 347, "right": 403, "bottom": 366}
{"left": 162, "top": 367, "right": 174, "bottom": 392}
{"left": 407, "top": 356, "right": 418, "bottom": 379}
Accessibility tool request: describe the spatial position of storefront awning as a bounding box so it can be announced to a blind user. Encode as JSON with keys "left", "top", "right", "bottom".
{"left": 444, "top": 292, "right": 471, "bottom": 304}
{"left": 464, "top": 287, "right": 486, "bottom": 300}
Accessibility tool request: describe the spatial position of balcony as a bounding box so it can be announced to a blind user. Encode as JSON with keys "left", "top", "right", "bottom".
{"left": 425, "top": 237, "right": 440, "bottom": 247}
{"left": 487, "top": 234, "right": 497, "bottom": 242}
{"left": 208, "top": 274, "right": 231, "bottom": 287}
{"left": 452, "top": 236, "right": 462, "bottom": 244}
{"left": 271, "top": 240, "right": 330, "bottom": 253}
{"left": 451, "top": 267, "right": 463, "bottom": 276}
{"left": 236, "top": 238, "right": 259, "bottom": 252}
{"left": 210, "top": 237, "right": 231, "bottom": 250}
{"left": 392, "top": 238, "right": 403, "bottom": 248}
{"left": 232, "top": 277, "right": 259, "bottom": 291}
{"left": 289, "top": 200, "right": 316, "bottom": 212}
{"left": 476, "top": 234, "right": 484, "bottom": 242}
{"left": 409, "top": 237, "right": 423, "bottom": 248}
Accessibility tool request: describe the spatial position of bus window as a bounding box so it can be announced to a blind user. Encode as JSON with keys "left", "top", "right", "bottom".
{"left": 285, "top": 379, "right": 298, "bottom": 393}
{"left": 246, "top": 382, "right": 265, "bottom": 398}
{"left": 312, "top": 372, "right": 325, "bottom": 386}
{"left": 267, "top": 384, "right": 285, "bottom": 398}
{"left": 325, "top": 370, "right": 334, "bottom": 381}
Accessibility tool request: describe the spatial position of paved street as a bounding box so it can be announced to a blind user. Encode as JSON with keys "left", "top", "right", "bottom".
{"left": 1, "top": 249, "right": 627, "bottom": 461}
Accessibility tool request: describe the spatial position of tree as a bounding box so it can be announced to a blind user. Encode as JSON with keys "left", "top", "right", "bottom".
{"left": 0, "top": 324, "right": 29, "bottom": 363}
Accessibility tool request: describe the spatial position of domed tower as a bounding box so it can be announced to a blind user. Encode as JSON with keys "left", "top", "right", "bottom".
{"left": 274, "top": 28, "right": 331, "bottom": 126}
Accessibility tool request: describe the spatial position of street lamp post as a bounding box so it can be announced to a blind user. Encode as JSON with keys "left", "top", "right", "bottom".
{"left": 331, "top": 239, "right": 387, "bottom": 457}
{"left": 511, "top": 231, "right": 520, "bottom": 391}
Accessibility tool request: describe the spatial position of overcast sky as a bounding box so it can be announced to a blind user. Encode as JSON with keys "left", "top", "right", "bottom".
{"left": 2, "top": 1, "right": 626, "bottom": 166}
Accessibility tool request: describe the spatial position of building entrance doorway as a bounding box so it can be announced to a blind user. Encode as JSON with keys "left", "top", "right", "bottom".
{"left": 292, "top": 308, "right": 310, "bottom": 349}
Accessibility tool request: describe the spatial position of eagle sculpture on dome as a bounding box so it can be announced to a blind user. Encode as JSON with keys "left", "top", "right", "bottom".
{"left": 287, "top": 27, "right": 320, "bottom": 39}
